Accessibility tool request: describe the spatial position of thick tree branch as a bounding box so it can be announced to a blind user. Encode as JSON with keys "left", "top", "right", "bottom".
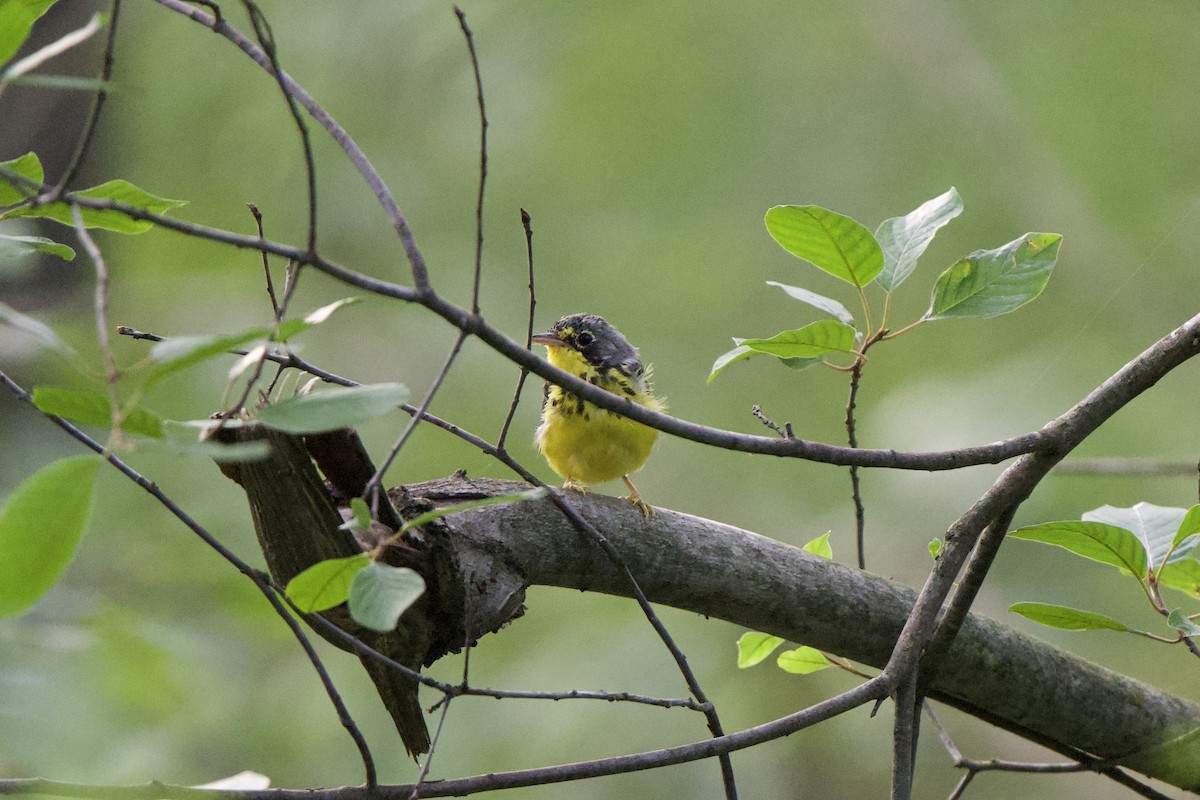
{"left": 408, "top": 475, "right": 1200, "bottom": 792}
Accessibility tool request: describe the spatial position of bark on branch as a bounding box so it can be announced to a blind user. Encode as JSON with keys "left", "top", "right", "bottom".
{"left": 216, "top": 424, "right": 1200, "bottom": 792}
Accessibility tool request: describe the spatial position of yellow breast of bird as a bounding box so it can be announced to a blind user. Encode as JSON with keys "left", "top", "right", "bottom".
{"left": 535, "top": 346, "right": 665, "bottom": 485}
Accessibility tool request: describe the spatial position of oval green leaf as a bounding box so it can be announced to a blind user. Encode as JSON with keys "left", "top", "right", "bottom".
{"left": 0, "top": 298, "right": 74, "bottom": 354}
{"left": 348, "top": 561, "right": 426, "bottom": 633}
{"left": 257, "top": 382, "right": 409, "bottom": 434}
{"left": 740, "top": 320, "right": 857, "bottom": 360}
{"left": 1083, "top": 502, "right": 1189, "bottom": 570}
{"left": 1159, "top": 558, "right": 1200, "bottom": 597}
{"left": 764, "top": 205, "right": 883, "bottom": 288}
{"left": 0, "top": 1, "right": 58, "bottom": 67}
{"left": 4, "top": 179, "right": 187, "bottom": 234}
{"left": 0, "top": 233, "right": 74, "bottom": 262}
{"left": 33, "top": 386, "right": 163, "bottom": 438}
{"left": 1008, "top": 520, "right": 1148, "bottom": 577}
{"left": 802, "top": 532, "right": 832, "bottom": 560}
{"left": 926, "top": 233, "right": 1060, "bottom": 320}
{"left": 776, "top": 646, "right": 830, "bottom": 674}
{"left": 765, "top": 281, "right": 855, "bottom": 325}
{"left": 874, "top": 187, "right": 963, "bottom": 292}
{"left": 0, "top": 152, "right": 44, "bottom": 206}
{"left": 285, "top": 553, "right": 370, "bottom": 613}
{"left": 0, "top": 455, "right": 98, "bottom": 617}
{"left": 1166, "top": 608, "right": 1200, "bottom": 637}
{"left": 1009, "top": 602, "right": 1130, "bottom": 632}
{"left": 737, "top": 631, "right": 784, "bottom": 668}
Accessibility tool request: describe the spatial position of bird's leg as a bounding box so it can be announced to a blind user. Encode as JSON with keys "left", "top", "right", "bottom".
{"left": 621, "top": 475, "right": 653, "bottom": 518}
{"left": 562, "top": 478, "right": 588, "bottom": 494}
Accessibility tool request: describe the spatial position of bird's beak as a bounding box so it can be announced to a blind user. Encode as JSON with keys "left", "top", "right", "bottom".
{"left": 531, "top": 331, "right": 564, "bottom": 348}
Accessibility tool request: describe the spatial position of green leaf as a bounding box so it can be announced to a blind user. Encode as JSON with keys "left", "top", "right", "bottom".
{"left": 348, "top": 561, "right": 426, "bottom": 633}
{"left": 257, "top": 382, "right": 409, "bottom": 434}
{"left": 284, "top": 553, "right": 370, "bottom": 613}
{"left": 0, "top": 298, "right": 74, "bottom": 354}
{"left": 875, "top": 187, "right": 963, "bottom": 292}
{"left": 271, "top": 297, "right": 361, "bottom": 342}
{"left": 928, "top": 539, "right": 942, "bottom": 561}
{"left": 1166, "top": 608, "right": 1200, "bottom": 637}
{"left": 33, "top": 386, "right": 163, "bottom": 438}
{"left": 0, "top": 151, "right": 44, "bottom": 206}
{"left": 926, "top": 233, "right": 1060, "bottom": 320}
{"left": 776, "top": 646, "right": 830, "bottom": 674}
{"left": 344, "top": 497, "right": 372, "bottom": 533}
{"left": 802, "top": 532, "right": 832, "bottom": 559}
{"left": 765, "top": 281, "right": 854, "bottom": 325}
{"left": 158, "top": 420, "right": 271, "bottom": 462}
{"left": 2, "top": 11, "right": 103, "bottom": 82}
{"left": 0, "top": 0, "right": 57, "bottom": 68}
{"left": 0, "top": 233, "right": 74, "bottom": 262}
{"left": 1170, "top": 505, "right": 1200, "bottom": 561}
{"left": 1008, "top": 602, "right": 1130, "bottom": 632}
{"left": 3, "top": 179, "right": 187, "bottom": 234}
{"left": 740, "top": 320, "right": 857, "bottom": 361}
{"left": 707, "top": 343, "right": 755, "bottom": 383}
{"left": 1009, "top": 520, "right": 1148, "bottom": 577}
{"left": 0, "top": 455, "right": 98, "bottom": 617}
{"left": 736, "top": 631, "right": 784, "bottom": 668}
{"left": 145, "top": 328, "right": 274, "bottom": 387}
{"left": 398, "top": 487, "right": 548, "bottom": 534}
{"left": 1159, "top": 558, "right": 1200, "bottom": 596}
{"left": 1083, "top": 503, "right": 1191, "bottom": 570}
{"left": 764, "top": 205, "right": 883, "bottom": 287}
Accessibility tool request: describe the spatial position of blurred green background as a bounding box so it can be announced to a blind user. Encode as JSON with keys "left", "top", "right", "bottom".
{"left": 2, "top": 1, "right": 1199, "bottom": 797}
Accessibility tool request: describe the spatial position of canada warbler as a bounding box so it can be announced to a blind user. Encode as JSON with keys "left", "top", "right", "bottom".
{"left": 533, "top": 313, "right": 665, "bottom": 517}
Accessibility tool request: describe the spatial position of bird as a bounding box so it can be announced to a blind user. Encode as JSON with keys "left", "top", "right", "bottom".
{"left": 533, "top": 313, "right": 666, "bottom": 517}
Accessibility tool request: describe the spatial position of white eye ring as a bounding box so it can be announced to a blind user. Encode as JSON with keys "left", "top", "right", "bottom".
{"left": 576, "top": 331, "right": 594, "bottom": 346}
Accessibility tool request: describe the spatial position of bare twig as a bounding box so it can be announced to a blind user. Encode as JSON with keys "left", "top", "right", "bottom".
{"left": 496, "top": 208, "right": 536, "bottom": 451}
{"left": 454, "top": 6, "right": 488, "bottom": 315}
{"left": 70, "top": 205, "right": 123, "bottom": 447}
{"left": 153, "top": 0, "right": 432, "bottom": 292}
{"left": 54, "top": 0, "right": 122, "bottom": 193}
{"left": 242, "top": 0, "right": 317, "bottom": 256}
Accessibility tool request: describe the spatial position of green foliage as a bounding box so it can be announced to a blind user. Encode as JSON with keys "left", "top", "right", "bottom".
{"left": 0, "top": 456, "right": 98, "bottom": 617}
{"left": 33, "top": 386, "right": 164, "bottom": 438}
{"left": 0, "top": 232, "right": 74, "bottom": 261}
{"left": 802, "top": 532, "right": 832, "bottom": 559}
{"left": 925, "top": 233, "right": 1061, "bottom": 320}
{"left": 2, "top": 177, "right": 187, "bottom": 234}
{"left": 256, "top": 382, "right": 409, "bottom": 434}
{"left": 286, "top": 554, "right": 371, "bottom": 613}
{"left": 1009, "top": 520, "right": 1148, "bottom": 577}
{"left": 776, "top": 646, "right": 830, "bottom": 674}
{"left": 736, "top": 632, "right": 784, "bottom": 668}
{"left": 874, "top": 187, "right": 962, "bottom": 292}
{"left": 765, "top": 205, "right": 883, "bottom": 287}
{"left": 1008, "top": 602, "right": 1131, "bottom": 633}
{"left": 348, "top": 561, "right": 427, "bottom": 633}
{"left": 0, "top": 151, "right": 43, "bottom": 205}
{"left": 0, "top": 298, "right": 75, "bottom": 354}
{"left": 1011, "top": 503, "right": 1200, "bottom": 645}
{"left": 766, "top": 282, "right": 854, "bottom": 325}
{"left": 0, "top": 153, "right": 186, "bottom": 233}
{"left": 712, "top": 190, "right": 1061, "bottom": 383}
{"left": 0, "top": 0, "right": 58, "bottom": 67}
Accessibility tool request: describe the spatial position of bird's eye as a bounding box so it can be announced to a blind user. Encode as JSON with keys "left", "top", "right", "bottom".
{"left": 575, "top": 330, "right": 594, "bottom": 347}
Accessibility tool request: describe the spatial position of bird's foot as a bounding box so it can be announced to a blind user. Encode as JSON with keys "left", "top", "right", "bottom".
{"left": 562, "top": 479, "right": 589, "bottom": 494}
{"left": 621, "top": 476, "right": 654, "bottom": 518}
